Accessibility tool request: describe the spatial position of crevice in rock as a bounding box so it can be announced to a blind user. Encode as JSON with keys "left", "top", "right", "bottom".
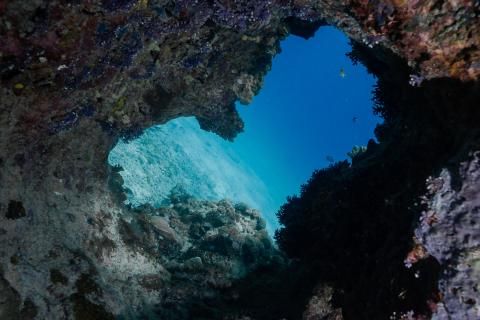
{"left": 6, "top": 200, "right": 26, "bottom": 220}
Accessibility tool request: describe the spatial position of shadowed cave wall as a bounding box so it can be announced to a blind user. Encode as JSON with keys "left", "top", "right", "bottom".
{"left": 0, "top": 0, "right": 479, "bottom": 319}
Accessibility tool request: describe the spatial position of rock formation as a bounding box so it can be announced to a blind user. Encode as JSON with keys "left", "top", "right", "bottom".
{"left": 0, "top": 182, "right": 280, "bottom": 319}
{"left": 0, "top": 0, "right": 479, "bottom": 319}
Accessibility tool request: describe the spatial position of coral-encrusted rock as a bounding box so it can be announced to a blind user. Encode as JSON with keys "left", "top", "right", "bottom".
{"left": 117, "top": 191, "right": 280, "bottom": 318}
{"left": 414, "top": 153, "right": 480, "bottom": 319}
{"left": 0, "top": 185, "right": 279, "bottom": 319}
{"left": 346, "top": 0, "right": 480, "bottom": 81}
{"left": 0, "top": 0, "right": 477, "bottom": 149}
{"left": 0, "top": 0, "right": 479, "bottom": 319}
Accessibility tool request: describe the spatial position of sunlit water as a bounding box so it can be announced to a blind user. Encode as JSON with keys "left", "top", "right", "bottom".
{"left": 109, "top": 27, "right": 380, "bottom": 234}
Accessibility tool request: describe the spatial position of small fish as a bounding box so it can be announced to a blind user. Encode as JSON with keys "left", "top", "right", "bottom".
{"left": 339, "top": 68, "right": 346, "bottom": 78}
{"left": 326, "top": 155, "right": 334, "bottom": 163}
{"left": 352, "top": 116, "right": 358, "bottom": 123}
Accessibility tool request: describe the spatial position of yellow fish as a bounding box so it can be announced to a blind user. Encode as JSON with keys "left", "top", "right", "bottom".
{"left": 339, "top": 68, "right": 346, "bottom": 78}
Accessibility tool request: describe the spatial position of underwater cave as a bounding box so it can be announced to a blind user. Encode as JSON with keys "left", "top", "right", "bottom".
{"left": 0, "top": 1, "right": 479, "bottom": 320}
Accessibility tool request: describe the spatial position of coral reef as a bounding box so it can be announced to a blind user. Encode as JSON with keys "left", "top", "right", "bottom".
{"left": 0, "top": 0, "right": 479, "bottom": 319}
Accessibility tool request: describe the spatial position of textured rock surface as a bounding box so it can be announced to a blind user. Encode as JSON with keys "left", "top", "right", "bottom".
{"left": 0, "top": 0, "right": 478, "bottom": 145}
{"left": 0, "top": 185, "right": 279, "bottom": 319}
{"left": 0, "top": 0, "right": 479, "bottom": 319}
{"left": 414, "top": 154, "right": 480, "bottom": 319}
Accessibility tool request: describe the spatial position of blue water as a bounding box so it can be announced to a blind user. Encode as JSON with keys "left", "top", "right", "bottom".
{"left": 109, "top": 27, "right": 379, "bottom": 233}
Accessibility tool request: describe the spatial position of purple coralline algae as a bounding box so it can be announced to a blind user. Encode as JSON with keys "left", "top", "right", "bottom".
{"left": 414, "top": 153, "right": 480, "bottom": 319}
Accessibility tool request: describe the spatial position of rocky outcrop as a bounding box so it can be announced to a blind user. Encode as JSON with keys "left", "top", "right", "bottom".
{"left": 0, "top": 0, "right": 478, "bottom": 145}
{"left": 413, "top": 154, "right": 480, "bottom": 319}
{"left": 0, "top": 184, "right": 279, "bottom": 319}
{"left": 0, "top": 0, "right": 479, "bottom": 319}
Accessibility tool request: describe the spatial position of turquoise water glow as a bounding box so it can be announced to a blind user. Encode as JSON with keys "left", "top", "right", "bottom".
{"left": 109, "top": 27, "right": 380, "bottom": 233}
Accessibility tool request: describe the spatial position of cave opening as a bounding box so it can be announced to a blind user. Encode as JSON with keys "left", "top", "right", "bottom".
{"left": 1, "top": 1, "right": 479, "bottom": 319}
{"left": 108, "top": 26, "right": 380, "bottom": 233}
